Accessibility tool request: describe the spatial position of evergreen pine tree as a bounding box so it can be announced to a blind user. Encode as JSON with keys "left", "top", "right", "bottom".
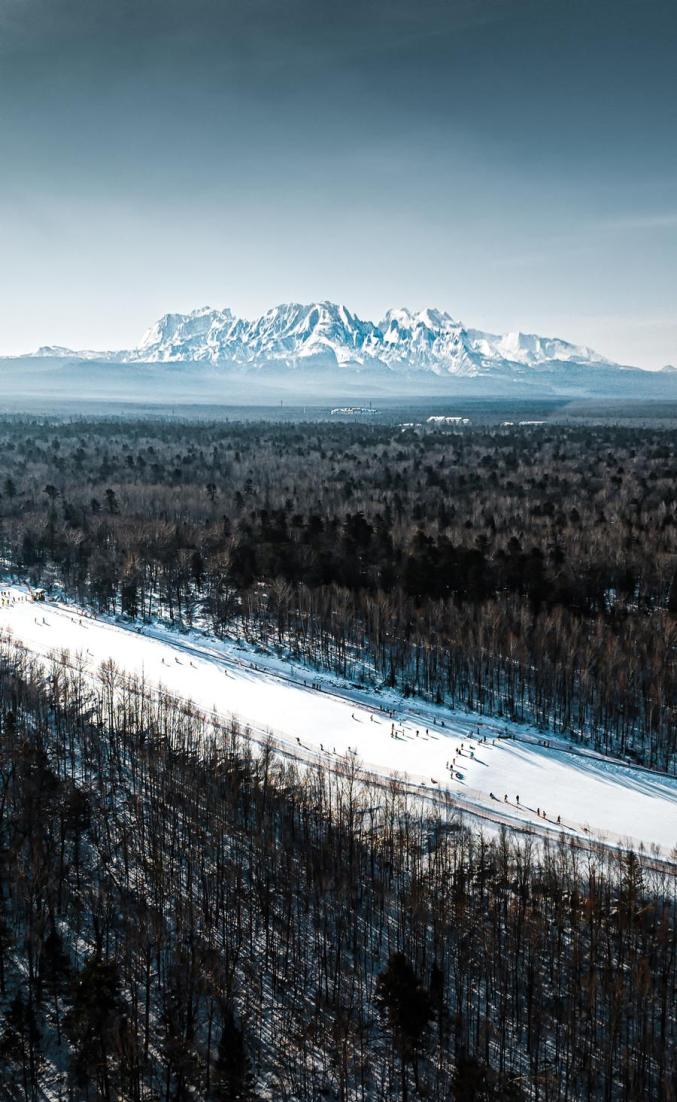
{"left": 212, "top": 1002, "right": 256, "bottom": 1101}
{"left": 375, "top": 952, "right": 432, "bottom": 1101}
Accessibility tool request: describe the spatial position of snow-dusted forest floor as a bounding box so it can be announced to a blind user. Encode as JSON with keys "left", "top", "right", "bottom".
{"left": 1, "top": 583, "right": 675, "bottom": 858}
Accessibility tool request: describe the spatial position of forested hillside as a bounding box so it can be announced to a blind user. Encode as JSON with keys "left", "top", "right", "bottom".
{"left": 0, "top": 639, "right": 674, "bottom": 1099}
{"left": 0, "top": 416, "right": 674, "bottom": 771}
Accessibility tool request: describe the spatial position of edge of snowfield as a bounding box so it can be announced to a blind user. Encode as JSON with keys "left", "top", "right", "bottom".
{"left": 1, "top": 582, "right": 675, "bottom": 865}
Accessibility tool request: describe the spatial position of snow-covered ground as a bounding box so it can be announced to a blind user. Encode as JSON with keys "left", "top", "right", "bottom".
{"left": 1, "top": 585, "right": 675, "bottom": 858}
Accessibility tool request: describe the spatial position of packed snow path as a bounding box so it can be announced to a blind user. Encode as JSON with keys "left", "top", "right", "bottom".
{"left": 1, "top": 586, "right": 675, "bottom": 858}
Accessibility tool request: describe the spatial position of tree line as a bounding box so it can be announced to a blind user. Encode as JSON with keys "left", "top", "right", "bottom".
{"left": 0, "top": 414, "right": 675, "bottom": 769}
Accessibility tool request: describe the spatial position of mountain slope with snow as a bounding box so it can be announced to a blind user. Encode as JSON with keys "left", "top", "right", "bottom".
{"left": 26, "top": 300, "right": 631, "bottom": 379}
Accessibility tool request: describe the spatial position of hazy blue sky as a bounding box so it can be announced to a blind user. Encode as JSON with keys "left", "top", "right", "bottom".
{"left": 1, "top": 0, "right": 675, "bottom": 366}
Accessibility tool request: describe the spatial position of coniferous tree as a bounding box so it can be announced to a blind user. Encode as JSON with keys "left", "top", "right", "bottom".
{"left": 64, "top": 956, "right": 127, "bottom": 1099}
{"left": 211, "top": 1003, "right": 256, "bottom": 1101}
{"left": 375, "top": 953, "right": 432, "bottom": 1100}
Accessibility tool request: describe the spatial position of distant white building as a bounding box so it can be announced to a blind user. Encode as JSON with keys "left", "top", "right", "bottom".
{"left": 426, "top": 415, "right": 471, "bottom": 425}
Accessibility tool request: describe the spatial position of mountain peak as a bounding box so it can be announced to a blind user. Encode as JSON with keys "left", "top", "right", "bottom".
{"left": 380, "top": 306, "right": 458, "bottom": 329}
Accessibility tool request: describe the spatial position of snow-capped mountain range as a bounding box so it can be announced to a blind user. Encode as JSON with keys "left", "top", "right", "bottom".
{"left": 31, "top": 301, "right": 628, "bottom": 379}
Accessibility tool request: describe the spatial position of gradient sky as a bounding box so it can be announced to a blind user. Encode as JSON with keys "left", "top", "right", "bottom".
{"left": 1, "top": 0, "right": 675, "bottom": 366}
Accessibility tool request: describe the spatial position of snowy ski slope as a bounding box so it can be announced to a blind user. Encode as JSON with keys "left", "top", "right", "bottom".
{"left": 1, "top": 585, "right": 675, "bottom": 858}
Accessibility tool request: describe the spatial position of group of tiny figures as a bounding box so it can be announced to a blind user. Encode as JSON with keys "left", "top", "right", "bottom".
{"left": 489, "top": 791, "right": 562, "bottom": 825}
{"left": 0, "top": 590, "right": 24, "bottom": 606}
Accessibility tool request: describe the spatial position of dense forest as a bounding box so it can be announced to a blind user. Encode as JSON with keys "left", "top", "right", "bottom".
{"left": 0, "top": 637, "right": 674, "bottom": 1100}
{"left": 0, "top": 415, "right": 674, "bottom": 771}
